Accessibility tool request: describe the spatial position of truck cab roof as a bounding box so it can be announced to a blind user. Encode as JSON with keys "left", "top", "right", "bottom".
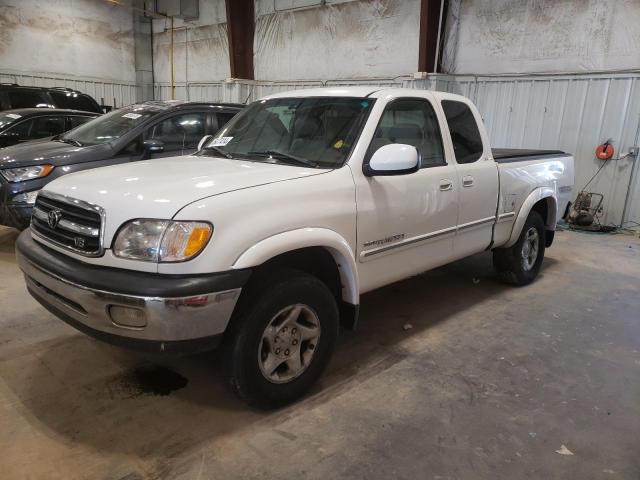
{"left": 260, "top": 86, "right": 471, "bottom": 103}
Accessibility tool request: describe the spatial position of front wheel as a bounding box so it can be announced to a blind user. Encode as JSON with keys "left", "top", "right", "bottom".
{"left": 493, "top": 210, "right": 546, "bottom": 286}
{"left": 224, "top": 269, "right": 339, "bottom": 409}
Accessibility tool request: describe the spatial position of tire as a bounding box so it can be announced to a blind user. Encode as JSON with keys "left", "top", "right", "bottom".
{"left": 493, "top": 210, "right": 546, "bottom": 286}
{"left": 224, "top": 269, "right": 339, "bottom": 409}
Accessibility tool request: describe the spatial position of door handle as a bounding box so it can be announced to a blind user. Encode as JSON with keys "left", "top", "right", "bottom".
{"left": 462, "top": 175, "right": 474, "bottom": 187}
{"left": 439, "top": 179, "right": 453, "bottom": 191}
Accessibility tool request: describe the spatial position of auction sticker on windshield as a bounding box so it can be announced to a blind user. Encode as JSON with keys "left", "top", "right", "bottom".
{"left": 122, "top": 113, "right": 143, "bottom": 120}
{"left": 211, "top": 137, "right": 233, "bottom": 146}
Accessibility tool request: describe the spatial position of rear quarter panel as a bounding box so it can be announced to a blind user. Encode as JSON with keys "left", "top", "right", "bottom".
{"left": 494, "top": 154, "right": 575, "bottom": 246}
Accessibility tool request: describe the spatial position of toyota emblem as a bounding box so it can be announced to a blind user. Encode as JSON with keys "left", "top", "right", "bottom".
{"left": 47, "top": 209, "right": 62, "bottom": 228}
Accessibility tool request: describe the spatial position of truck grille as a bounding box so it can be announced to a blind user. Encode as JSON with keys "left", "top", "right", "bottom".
{"left": 31, "top": 193, "right": 103, "bottom": 256}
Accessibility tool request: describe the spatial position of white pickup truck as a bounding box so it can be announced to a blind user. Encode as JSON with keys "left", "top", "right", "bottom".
{"left": 16, "top": 87, "right": 574, "bottom": 407}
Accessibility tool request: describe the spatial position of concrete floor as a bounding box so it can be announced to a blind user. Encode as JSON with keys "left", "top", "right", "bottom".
{"left": 0, "top": 226, "right": 639, "bottom": 480}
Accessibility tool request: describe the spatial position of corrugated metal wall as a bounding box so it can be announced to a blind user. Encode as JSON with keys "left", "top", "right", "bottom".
{"left": 158, "top": 72, "right": 640, "bottom": 227}
{"left": 0, "top": 71, "right": 138, "bottom": 110}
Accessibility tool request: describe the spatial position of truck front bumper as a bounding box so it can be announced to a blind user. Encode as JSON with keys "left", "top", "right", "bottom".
{"left": 16, "top": 230, "right": 252, "bottom": 354}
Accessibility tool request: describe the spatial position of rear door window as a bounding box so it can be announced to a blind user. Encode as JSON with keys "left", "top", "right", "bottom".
{"left": 367, "top": 98, "right": 445, "bottom": 168}
{"left": 7, "top": 90, "right": 49, "bottom": 108}
{"left": 441, "top": 100, "right": 484, "bottom": 164}
{"left": 147, "top": 112, "right": 207, "bottom": 151}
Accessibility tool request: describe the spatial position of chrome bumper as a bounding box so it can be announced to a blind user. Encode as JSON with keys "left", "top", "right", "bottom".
{"left": 17, "top": 250, "right": 242, "bottom": 352}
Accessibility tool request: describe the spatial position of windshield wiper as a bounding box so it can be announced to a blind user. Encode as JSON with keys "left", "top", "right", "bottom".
{"left": 57, "top": 137, "right": 83, "bottom": 147}
{"left": 202, "top": 145, "right": 233, "bottom": 159}
{"left": 248, "top": 150, "right": 318, "bottom": 168}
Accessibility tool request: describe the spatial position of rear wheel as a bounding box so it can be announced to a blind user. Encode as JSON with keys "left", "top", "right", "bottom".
{"left": 493, "top": 210, "right": 545, "bottom": 286}
{"left": 224, "top": 269, "right": 339, "bottom": 409}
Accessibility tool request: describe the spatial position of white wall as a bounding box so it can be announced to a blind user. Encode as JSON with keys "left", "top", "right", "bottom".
{"left": 152, "top": 0, "right": 421, "bottom": 89}
{"left": 254, "top": 0, "right": 420, "bottom": 80}
{"left": 151, "top": 0, "right": 230, "bottom": 87}
{"left": 442, "top": 0, "right": 640, "bottom": 75}
{"left": 0, "top": 0, "right": 136, "bottom": 83}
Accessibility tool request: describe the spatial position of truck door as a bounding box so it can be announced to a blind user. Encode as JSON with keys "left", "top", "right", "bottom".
{"left": 441, "top": 99, "right": 499, "bottom": 258}
{"left": 354, "top": 96, "right": 459, "bottom": 293}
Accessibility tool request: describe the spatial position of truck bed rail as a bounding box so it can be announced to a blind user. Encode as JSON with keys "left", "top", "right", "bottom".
{"left": 492, "top": 148, "right": 570, "bottom": 163}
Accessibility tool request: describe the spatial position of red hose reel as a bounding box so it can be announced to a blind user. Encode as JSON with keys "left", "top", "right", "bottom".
{"left": 595, "top": 142, "right": 614, "bottom": 160}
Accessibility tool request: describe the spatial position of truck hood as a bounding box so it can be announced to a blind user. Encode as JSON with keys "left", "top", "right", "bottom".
{"left": 44, "top": 155, "right": 329, "bottom": 244}
{"left": 0, "top": 140, "right": 108, "bottom": 169}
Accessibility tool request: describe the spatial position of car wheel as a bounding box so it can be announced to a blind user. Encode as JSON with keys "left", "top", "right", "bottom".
{"left": 224, "top": 269, "right": 339, "bottom": 409}
{"left": 493, "top": 210, "right": 546, "bottom": 286}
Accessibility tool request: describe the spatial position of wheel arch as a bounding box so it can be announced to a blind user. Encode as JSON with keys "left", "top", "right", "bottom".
{"left": 232, "top": 228, "right": 360, "bottom": 327}
{"left": 504, "top": 188, "right": 557, "bottom": 248}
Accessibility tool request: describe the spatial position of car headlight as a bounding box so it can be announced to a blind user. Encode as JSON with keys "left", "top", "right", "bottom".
{"left": 113, "top": 219, "right": 213, "bottom": 263}
{"left": 11, "top": 190, "right": 41, "bottom": 205}
{"left": 0, "top": 165, "right": 54, "bottom": 183}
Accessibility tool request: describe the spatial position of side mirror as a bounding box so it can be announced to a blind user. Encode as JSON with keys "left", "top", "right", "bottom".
{"left": 364, "top": 143, "right": 420, "bottom": 176}
{"left": 143, "top": 139, "right": 164, "bottom": 154}
{"left": 197, "top": 134, "right": 213, "bottom": 151}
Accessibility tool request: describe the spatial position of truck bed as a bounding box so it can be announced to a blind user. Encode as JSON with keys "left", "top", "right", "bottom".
{"left": 491, "top": 148, "right": 574, "bottom": 249}
{"left": 492, "top": 148, "right": 569, "bottom": 163}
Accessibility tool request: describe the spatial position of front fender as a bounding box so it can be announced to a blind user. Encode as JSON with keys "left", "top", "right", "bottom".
{"left": 504, "top": 187, "right": 557, "bottom": 248}
{"left": 232, "top": 228, "right": 359, "bottom": 305}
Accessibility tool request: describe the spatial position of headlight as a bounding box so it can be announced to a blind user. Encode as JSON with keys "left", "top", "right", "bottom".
{"left": 0, "top": 165, "right": 54, "bottom": 182}
{"left": 11, "top": 190, "right": 41, "bottom": 205}
{"left": 113, "top": 219, "right": 213, "bottom": 263}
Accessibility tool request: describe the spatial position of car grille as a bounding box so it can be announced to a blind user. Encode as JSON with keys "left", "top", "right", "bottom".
{"left": 31, "top": 193, "right": 103, "bottom": 256}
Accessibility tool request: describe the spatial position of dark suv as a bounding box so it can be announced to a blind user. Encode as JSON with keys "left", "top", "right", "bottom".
{"left": 0, "top": 109, "right": 99, "bottom": 148}
{"left": 0, "top": 100, "right": 243, "bottom": 228}
{"left": 0, "top": 84, "right": 103, "bottom": 113}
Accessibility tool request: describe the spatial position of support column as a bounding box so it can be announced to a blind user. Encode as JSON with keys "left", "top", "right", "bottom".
{"left": 225, "top": 0, "right": 255, "bottom": 80}
{"left": 418, "top": 0, "right": 446, "bottom": 73}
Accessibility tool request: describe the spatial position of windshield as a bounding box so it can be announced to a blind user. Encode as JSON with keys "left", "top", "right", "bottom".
{"left": 0, "top": 112, "right": 22, "bottom": 130}
{"left": 61, "top": 104, "right": 160, "bottom": 146}
{"left": 202, "top": 97, "right": 375, "bottom": 168}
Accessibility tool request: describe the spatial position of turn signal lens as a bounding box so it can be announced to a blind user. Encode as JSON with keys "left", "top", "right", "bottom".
{"left": 39, "top": 164, "right": 55, "bottom": 177}
{"left": 184, "top": 226, "right": 211, "bottom": 257}
{"left": 159, "top": 221, "right": 213, "bottom": 262}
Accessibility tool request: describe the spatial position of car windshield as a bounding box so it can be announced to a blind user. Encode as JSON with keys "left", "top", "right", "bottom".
{"left": 61, "top": 105, "right": 160, "bottom": 146}
{"left": 201, "top": 97, "right": 375, "bottom": 168}
{"left": 0, "top": 112, "right": 22, "bottom": 130}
